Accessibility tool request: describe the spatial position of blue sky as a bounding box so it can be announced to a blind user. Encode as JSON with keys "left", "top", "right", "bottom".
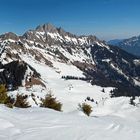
{"left": 0, "top": 0, "right": 140, "bottom": 40}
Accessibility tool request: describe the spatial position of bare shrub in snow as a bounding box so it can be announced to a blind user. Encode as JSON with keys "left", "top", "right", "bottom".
{"left": 5, "top": 102, "right": 14, "bottom": 108}
{"left": 0, "top": 85, "right": 14, "bottom": 107}
{"left": 14, "top": 94, "right": 30, "bottom": 108}
{"left": 40, "top": 94, "right": 62, "bottom": 111}
{"left": 0, "top": 84, "right": 8, "bottom": 104}
{"left": 79, "top": 103, "right": 92, "bottom": 116}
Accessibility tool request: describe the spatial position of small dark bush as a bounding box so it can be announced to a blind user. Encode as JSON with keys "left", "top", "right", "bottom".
{"left": 102, "top": 88, "right": 105, "bottom": 93}
{"left": 79, "top": 103, "right": 92, "bottom": 116}
{"left": 86, "top": 96, "right": 90, "bottom": 101}
{"left": 40, "top": 94, "right": 62, "bottom": 111}
{"left": 0, "top": 84, "right": 15, "bottom": 108}
{"left": 0, "top": 84, "right": 8, "bottom": 104}
{"left": 14, "top": 94, "right": 30, "bottom": 108}
{"left": 130, "top": 96, "right": 136, "bottom": 106}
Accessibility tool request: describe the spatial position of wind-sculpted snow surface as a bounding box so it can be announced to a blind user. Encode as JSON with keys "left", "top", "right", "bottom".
{"left": 0, "top": 101, "right": 140, "bottom": 140}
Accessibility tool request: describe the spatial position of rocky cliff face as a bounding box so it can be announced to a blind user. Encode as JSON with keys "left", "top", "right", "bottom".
{"left": 0, "top": 23, "right": 140, "bottom": 96}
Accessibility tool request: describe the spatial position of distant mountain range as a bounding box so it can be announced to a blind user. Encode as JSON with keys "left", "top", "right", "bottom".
{"left": 0, "top": 23, "right": 140, "bottom": 97}
{"left": 108, "top": 36, "right": 140, "bottom": 57}
{"left": 107, "top": 39, "right": 124, "bottom": 46}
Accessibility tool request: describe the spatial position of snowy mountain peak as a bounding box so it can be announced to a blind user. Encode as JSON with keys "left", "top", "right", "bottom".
{"left": 21, "top": 23, "right": 103, "bottom": 47}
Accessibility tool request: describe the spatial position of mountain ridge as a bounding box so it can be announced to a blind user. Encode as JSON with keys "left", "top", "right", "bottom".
{"left": 108, "top": 35, "right": 140, "bottom": 57}
{"left": 0, "top": 23, "right": 140, "bottom": 97}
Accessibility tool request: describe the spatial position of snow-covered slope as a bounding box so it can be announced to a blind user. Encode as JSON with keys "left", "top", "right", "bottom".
{"left": 0, "top": 96, "right": 140, "bottom": 140}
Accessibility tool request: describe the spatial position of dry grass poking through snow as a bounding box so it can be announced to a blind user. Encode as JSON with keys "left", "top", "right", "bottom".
{"left": 79, "top": 103, "right": 92, "bottom": 116}
{"left": 14, "top": 94, "right": 31, "bottom": 108}
{"left": 40, "top": 93, "right": 62, "bottom": 111}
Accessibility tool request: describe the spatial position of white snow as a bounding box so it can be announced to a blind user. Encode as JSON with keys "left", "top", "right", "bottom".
{"left": 133, "top": 78, "right": 140, "bottom": 86}
{"left": 47, "top": 32, "right": 63, "bottom": 41}
{"left": 0, "top": 96, "right": 140, "bottom": 140}
{"left": 78, "top": 37, "right": 88, "bottom": 45}
{"left": 7, "top": 39, "right": 16, "bottom": 43}
{"left": 36, "top": 31, "right": 45, "bottom": 36}
{"left": 52, "top": 61, "right": 84, "bottom": 77}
